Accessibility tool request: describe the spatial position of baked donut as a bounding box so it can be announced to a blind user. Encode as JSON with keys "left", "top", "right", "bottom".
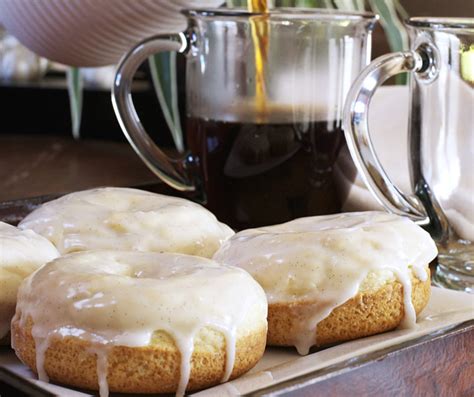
{"left": 213, "top": 211, "right": 438, "bottom": 355}
{"left": 19, "top": 187, "right": 234, "bottom": 258}
{"left": 0, "top": 222, "right": 59, "bottom": 344}
{"left": 12, "top": 250, "right": 267, "bottom": 396}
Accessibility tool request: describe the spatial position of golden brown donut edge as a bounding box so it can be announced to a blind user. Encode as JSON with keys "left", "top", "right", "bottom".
{"left": 267, "top": 270, "right": 431, "bottom": 348}
{"left": 12, "top": 318, "right": 267, "bottom": 394}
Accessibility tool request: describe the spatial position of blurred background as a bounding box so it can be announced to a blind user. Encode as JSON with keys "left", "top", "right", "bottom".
{"left": 0, "top": 0, "right": 471, "bottom": 202}
{"left": 0, "top": 0, "right": 471, "bottom": 141}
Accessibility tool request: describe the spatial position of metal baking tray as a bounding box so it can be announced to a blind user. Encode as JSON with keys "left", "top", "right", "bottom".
{"left": 1, "top": 192, "right": 473, "bottom": 397}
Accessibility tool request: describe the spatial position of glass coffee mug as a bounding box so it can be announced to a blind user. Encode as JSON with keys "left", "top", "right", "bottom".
{"left": 344, "top": 18, "right": 474, "bottom": 292}
{"left": 113, "top": 8, "right": 377, "bottom": 229}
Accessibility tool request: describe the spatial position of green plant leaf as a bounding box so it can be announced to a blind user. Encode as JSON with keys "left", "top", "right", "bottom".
{"left": 369, "top": 0, "right": 408, "bottom": 52}
{"left": 66, "top": 67, "right": 83, "bottom": 140}
{"left": 393, "top": 0, "right": 409, "bottom": 21}
{"left": 149, "top": 52, "right": 184, "bottom": 153}
{"left": 369, "top": 0, "right": 409, "bottom": 84}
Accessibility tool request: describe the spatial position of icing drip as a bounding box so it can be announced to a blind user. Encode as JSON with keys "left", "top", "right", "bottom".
{"left": 214, "top": 211, "right": 437, "bottom": 354}
{"left": 294, "top": 281, "right": 361, "bottom": 355}
{"left": 13, "top": 251, "right": 267, "bottom": 396}
{"left": 96, "top": 350, "right": 109, "bottom": 397}
{"left": 175, "top": 333, "right": 195, "bottom": 397}
{"left": 387, "top": 267, "right": 416, "bottom": 328}
{"left": 221, "top": 326, "right": 237, "bottom": 382}
{"left": 87, "top": 345, "right": 111, "bottom": 397}
{"left": 18, "top": 187, "right": 234, "bottom": 258}
{"left": 34, "top": 336, "right": 50, "bottom": 382}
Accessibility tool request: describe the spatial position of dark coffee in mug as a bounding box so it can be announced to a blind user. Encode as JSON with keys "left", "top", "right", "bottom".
{"left": 187, "top": 106, "right": 355, "bottom": 229}
{"left": 113, "top": 9, "right": 376, "bottom": 231}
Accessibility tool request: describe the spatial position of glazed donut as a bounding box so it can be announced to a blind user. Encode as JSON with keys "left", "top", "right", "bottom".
{"left": 0, "top": 222, "right": 59, "bottom": 344}
{"left": 214, "top": 211, "right": 438, "bottom": 355}
{"left": 12, "top": 250, "right": 267, "bottom": 396}
{"left": 19, "top": 187, "right": 234, "bottom": 258}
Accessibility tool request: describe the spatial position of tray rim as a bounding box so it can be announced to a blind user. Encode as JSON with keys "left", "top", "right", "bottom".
{"left": 1, "top": 320, "right": 473, "bottom": 397}
{"left": 246, "top": 319, "right": 474, "bottom": 396}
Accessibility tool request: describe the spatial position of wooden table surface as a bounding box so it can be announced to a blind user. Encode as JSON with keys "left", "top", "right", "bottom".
{"left": 0, "top": 135, "right": 473, "bottom": 397}
{"left": 0, "top": 135, "right": 157, "bottom": 202}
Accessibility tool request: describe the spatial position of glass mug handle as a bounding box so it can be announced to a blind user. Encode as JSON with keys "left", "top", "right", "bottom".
{"left": 343, "top": 45, "right": 435, "bottom": 225}
{"left": 112, "top": 33, "right": 197, "bottom": 192}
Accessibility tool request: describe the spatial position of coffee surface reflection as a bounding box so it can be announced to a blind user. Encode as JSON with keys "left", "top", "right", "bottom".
{"left": 187, "top": 106, "right": 353, "bottom": 229}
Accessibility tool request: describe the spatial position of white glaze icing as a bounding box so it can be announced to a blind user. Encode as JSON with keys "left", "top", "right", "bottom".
{"left": 87, "top": 345, "right": 111, "bottom": 397}
{"left": 0, "top": 221, "right": 59, "bottom": 339}
{"left": 13, "top": 251, "right": 267, "bottom": 397}
{"left": 213, "top": 211, "right": 438, "bottom": 354}
{"left": 18, "top": 187, "right": 234, "bottom": 258}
